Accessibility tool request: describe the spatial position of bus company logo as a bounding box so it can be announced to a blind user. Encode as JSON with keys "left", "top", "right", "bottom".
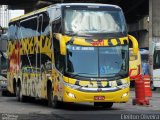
{"left": 91, "top": 40, "right": 104, "bottom": 46}
{"left": 97, "top": 88, "right": 102, "bottom": 92}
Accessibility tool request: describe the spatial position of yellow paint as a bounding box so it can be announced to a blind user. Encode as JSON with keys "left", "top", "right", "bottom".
{"left": 101, "top": 81, "right": 108, "bottom": 87}
{"left": 63, "top": 76, "right": 69, "bottom": 83}
{"left": 10, "top": 7, "right": 47, "bottom": 22}
{"left": 68, "top": 78, "right": 76, "bottom": 85}
{"left": 129, "top": 48, "right": 142, "bottom": 80}
{"left": 73, "top": 38, "right": 91, "bottom": 46}
{"left": 104, "top": 39, "right": 109, "bottom": 46}
{"left": 63, "top": 86, "right": 129, "bottom": 102}
{"left": 111, "top": 39, "right": 118, "bottom": 46}
{"left": 79, "top": 81, "right": 90, "bottom": 87}
{"left": 119, "top": 37, "right": 128, "bottom": 44}
{"left": 128, "top": 35, "right": 139, "bottom": 55}
{"left": 60, "top": 39, "right": 67, "bottom": 55}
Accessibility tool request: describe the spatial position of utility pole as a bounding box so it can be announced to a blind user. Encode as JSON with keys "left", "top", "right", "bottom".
{"left": 0, "top": 21, "right": 3, "bottom": 76}
{"left": 0, "top": 29, "right": 1, "bottom": 75}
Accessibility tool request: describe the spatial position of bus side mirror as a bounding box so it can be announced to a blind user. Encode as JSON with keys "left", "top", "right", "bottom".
{"left": 60, "top": 40, "right": 67, "bottom": 55}
{"left": 128, "top": 35, "right": 138, "bottom": 55}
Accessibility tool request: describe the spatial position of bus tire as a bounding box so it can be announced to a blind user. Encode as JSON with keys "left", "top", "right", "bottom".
{"left": 48, "top": 86, "right": 61, "bottom": 108}
{"left": 2, "top": 90, "right": 10, "bottom": 96}
{"left": 16, "top": 85, "right": 25, "bottom": 102}
{"left": 2, "top": 90, "right": 7, "bottom": 96}
{"left": 94, "top": 102, "right": 113, "bottom": 108}
{"left": 151, "top": 83, "right": 157, "bottom": 91}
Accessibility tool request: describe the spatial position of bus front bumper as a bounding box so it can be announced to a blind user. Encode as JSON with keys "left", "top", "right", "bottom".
{"left": 63, "top": 86, "right": 129, "bottom": 103}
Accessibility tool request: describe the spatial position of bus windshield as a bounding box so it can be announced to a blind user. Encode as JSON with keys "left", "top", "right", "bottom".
{"left": 153, "top": 49, "right": 160, "bottom": 69}
{"left": 65, "top": 45, "right": 128, "bottom": 78}
{"left": 64, "top": 9, "right": 127, "bottom": 35}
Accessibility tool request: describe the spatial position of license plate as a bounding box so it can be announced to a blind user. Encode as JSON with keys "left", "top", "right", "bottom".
{"left": 94, "top": 96, "right": 105, "bottom": 100}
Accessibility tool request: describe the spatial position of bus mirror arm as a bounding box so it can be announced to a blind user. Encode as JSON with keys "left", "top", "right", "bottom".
{"left": 60, "top": 40, "right": 67, "bottom": 55}
{"left": 128, "top": 35, "right": 139, "bottom": 55}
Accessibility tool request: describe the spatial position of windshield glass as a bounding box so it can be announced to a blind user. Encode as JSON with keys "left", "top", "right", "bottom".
{"left": 153, "top": 50, "right": 160, "bottom": 69}
{"left": 64, "top": 9, "right": 126, "bottom": 35}
{"left": 65, "top": 45, "right": 128, "bottom": 78}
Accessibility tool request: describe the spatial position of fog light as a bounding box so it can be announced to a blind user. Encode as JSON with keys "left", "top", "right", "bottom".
{"left": 67, "top": 92, "right": 75, "bottom": 98}
{"left": 122, "top": 92, "right": 128, "bottom": 98}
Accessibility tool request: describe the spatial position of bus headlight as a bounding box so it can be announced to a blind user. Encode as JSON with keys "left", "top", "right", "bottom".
{"left": 122, "top": 92, "right": 128, "bottom": 98}
{"left": 67, "top": 92, "right": 76, "bottom": 98}
{"left": 63, "top": 81, "right": 80, "bottom": 89}
{"left": 117, "top": 83, "right": 129, "bottom": 89}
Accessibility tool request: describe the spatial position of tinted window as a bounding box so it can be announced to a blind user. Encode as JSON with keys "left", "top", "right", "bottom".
{"left": 8, "top": 23, "right": 17, "bottom": 40}
{"left": 20, "top": 17, "right": 38, "bottom": 39}
{"left": 53, "top": 38, "right": 64, "bottom": 72}
{"left": 52, "top": 8, "right": 62, "bottom": 33}
{"left": 38, "top": 13, "right": 50, "bottom": 35}
{"left": 66, "top": 45, "right": 128, "bottom": 78}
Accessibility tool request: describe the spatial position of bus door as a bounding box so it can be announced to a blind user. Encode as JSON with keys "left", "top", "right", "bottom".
{"left": 51, "top": 8, "right": 65, "bottom": 98}
{"left": 153, "top": 44, "right": 160, "bottom": 88}
{"left": 37, "top": 14, "right": 52, "bottom": 98}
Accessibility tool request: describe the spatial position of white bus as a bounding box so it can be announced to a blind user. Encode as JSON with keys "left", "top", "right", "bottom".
{"left": 151, "top": 42, "right": 160, "bottom": 90}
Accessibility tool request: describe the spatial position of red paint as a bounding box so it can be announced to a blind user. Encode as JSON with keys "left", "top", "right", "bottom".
{"left": 91, "top": 40, "right": 104, "bottom": 46}
{"left": 9, "top": 42, "right": 20, "bottom": 73}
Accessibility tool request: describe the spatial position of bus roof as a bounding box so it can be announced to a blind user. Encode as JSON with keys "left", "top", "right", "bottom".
{"left": 9, "top": 3, "right": 121, "bottom": 23}
{"left": 9, "top": 7, "right": 48, "bottom": 22}
{"left": 54, "top": 3, "right": 120, "bottom": 8}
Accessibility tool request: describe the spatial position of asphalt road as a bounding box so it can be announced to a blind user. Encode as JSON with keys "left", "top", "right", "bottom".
{"left": 0, "top": 90, "right": 160, "bottom": 120}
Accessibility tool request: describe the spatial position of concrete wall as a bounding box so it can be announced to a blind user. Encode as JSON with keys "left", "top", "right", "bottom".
{"left": 149, "top": 0, "right": 160, "bottom": 75}
{"left": 128, "top": 16, "right": 149, "bottom": 48}
{"left": 152, "top": 0, "right": 160, "bottom": 37}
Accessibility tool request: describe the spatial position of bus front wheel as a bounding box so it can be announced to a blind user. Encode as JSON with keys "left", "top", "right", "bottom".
{"left": 48, "top": 86, "right": 61, "bottom": 108}
{"left": 94, "top": 102, "right": 113, "bottom": 108}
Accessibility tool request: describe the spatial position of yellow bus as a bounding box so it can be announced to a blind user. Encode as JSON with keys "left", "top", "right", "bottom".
{"left": 129, "top": 48, "right": 142, "bottom": 80}
{"left": 7, "top": 3, "right": 138, "bottom": 108}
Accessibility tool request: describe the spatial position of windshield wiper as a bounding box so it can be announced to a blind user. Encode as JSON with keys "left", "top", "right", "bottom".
{"left": 66, "top": 31, "right": 77, "bottom": 36}
{"left": 102, "top": 71, "right": 127, "bottom": 78}
{"left": 69, "top": 73, "right": 97, "bottom": 78}
{"left": 114, "top": 73, "right": 125, "bottom": 77}
{"left": 114, "top": 71, "right": 127, "bottom": 78}
{"left": 66, "top": 31, "right": 93, "bottom": 37}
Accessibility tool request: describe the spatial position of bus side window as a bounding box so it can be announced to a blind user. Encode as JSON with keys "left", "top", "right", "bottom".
{"left": 53, "top": 38, "right": 64, "bottom": 73}
{"left": 52, "top": 8, "right": 62, "bottom": 33}
{"left": 8, "top": 23, "right": 17, "bottom": 41}
{"left": 20, "top": 17, "right": 38, "bottom": 39}
{"left": 38, "top": 13, "right": 50, "bottom": 36}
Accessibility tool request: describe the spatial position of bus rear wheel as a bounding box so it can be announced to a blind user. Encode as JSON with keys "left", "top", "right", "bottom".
{"left": 48, "top": 86, "right": 61, "bottom": 108}
{"left": 94, "top": 102, "right": 113, "bottom": 108}
{"left": 16, "top": 85, "right": 25, "bottom": 102}
{"left": 151, "top": 83, "right": 157, "bottom": 91}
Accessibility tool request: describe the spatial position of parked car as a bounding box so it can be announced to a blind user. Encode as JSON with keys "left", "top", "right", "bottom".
{"left": 0, "top": 75, "right": 8, "bottom": 96}
{"left": 0, "top": 75, "right": 7, "bottom": 90}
